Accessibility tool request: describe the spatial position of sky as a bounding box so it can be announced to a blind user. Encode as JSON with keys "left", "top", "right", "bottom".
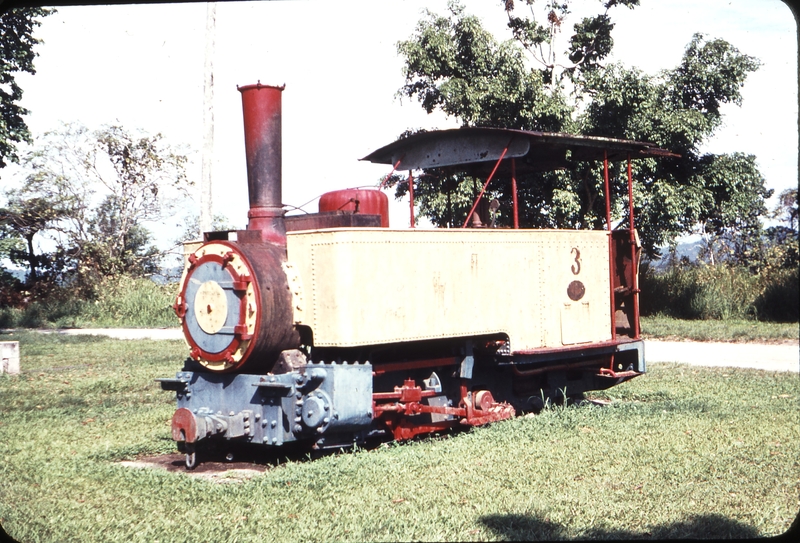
{"left": 4, "top": 0, "right": 798, "bottom": 247}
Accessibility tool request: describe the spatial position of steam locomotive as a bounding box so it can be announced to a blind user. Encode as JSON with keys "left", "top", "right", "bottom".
{"left": 159, "top": 83, "right": 677, "bottom": 468}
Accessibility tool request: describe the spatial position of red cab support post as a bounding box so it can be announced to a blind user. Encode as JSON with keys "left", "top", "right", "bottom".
{"left": 627, "top": 154, "right": 641, "bottom": 338}
{"left": 408, "top": 171, "right": 416, "bottom": 228}
{"left": 462, "top": 142, "right": 511, "bottom": 228}
{"left": 378, "top": 157, "right": 404, "bottom": 190}
{"left": 604, "top": 150, "right": 616, "bottom": 340}
{"left": 511, "top": 158, "right": 519, "bottom": 229}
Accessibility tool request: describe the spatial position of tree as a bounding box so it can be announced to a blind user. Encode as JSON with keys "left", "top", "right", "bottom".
{"left": 0, "top": 6, "right": 53, "bottom": 170}
{"left": 2, "top": 122, "right": 190, "bottom": 293}
{"left": 394, "top": 1, "right": 767, "bottom": 258}
{"left": 763, "top": 188, "right": 799, "bottom": 271}
{"left": 0, "top": 193, "right": 69, "bottom": 284}
{"left": 692, "top": 153, "right": 771, "bottom": 267}
{"left": 772, "top": 187, "right": 798, "bottom": 234}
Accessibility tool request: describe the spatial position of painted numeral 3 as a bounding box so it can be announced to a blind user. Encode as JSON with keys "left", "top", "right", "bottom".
{"left": 571, "top": 247, "right": 581, "bottom": 275}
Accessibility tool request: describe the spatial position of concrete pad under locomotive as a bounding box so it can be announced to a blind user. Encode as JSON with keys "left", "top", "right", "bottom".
{"left": 159, "top": 83, "right": 677, "bottom": 468}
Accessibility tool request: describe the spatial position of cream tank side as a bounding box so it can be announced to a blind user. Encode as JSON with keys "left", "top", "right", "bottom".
{"left": 173, "top": 83, "right": 301, "bottom": 373}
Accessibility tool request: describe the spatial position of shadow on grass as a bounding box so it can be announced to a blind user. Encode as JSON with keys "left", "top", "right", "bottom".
{"left": 139, "top": 434, "right": 397, "bottom": 473}
{"left": 479, "top": 511, "right": 799, "bottom": 540}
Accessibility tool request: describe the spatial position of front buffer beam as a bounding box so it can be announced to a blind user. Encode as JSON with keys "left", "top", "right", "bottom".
{"left": 157, "top": 362, "right": 374, "bottom": 452}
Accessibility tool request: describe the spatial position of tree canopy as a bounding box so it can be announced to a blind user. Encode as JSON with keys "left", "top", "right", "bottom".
{"left": 0, "top": 122, "right": 190, "bottom": 295}
{"left": 0, "top": 6, "right": 53, "bottom": 170}
{"left": 393, "top": 0, "right": 768, "bottom": 258}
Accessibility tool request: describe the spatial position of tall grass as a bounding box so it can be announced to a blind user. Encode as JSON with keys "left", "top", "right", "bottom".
{"left": 640, "top": 264, "right": 799, "bottom": 322}
{"left": 0, "top": 276, "right": 178, "bottom": 329}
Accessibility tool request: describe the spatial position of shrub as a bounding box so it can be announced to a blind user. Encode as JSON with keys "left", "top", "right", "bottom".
{"left": 640, "top": 262, "right": 798, "bottom": 322}
{"left": 0, "top": 274, "right": 178, "bottom": 329}
{"left": 754, "top": 268, "right": 799, "bottom": 322}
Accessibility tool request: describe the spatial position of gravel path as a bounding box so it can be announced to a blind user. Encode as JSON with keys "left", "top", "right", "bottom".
{"left": 43, "top": 328, "right": 185, "bottom": 341}
{"left": 24, "top": 328, "right": 799, "bottom": 373}
{"left": 646, "top": 340, "right": 798, "bottom": 373}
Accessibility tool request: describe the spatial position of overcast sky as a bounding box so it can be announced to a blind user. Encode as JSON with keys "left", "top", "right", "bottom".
{"left": 6, "top": 0, "right": 798, "bottom": 241}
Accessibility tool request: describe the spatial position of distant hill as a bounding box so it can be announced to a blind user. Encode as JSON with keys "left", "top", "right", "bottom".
{"left": 2, "top": 267, "right": 26, "bottom": 282}
{"left": 647, "top": 238, "right": 705, "bottom": 270}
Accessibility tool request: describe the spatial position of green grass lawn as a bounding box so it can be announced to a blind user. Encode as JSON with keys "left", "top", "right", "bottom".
{"left": 1, "top": 330, "right": 798, "bottom": 542}
{"left": 641, "top": 315, "right": 799, "bottom": 343}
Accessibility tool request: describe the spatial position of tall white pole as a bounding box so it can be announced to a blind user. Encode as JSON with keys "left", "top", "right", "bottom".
{"left": 199, "top": 2, "right": 217, "bottom": 236}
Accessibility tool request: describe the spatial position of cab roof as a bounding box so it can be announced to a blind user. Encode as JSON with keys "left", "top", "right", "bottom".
{"left": 361, "top": 127, "right": 679, "bottom": 175}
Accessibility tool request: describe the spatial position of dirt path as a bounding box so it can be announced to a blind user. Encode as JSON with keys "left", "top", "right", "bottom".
{"left": 33, "top": 327, "right": 185, "bottom": 341}
{"left": 646, "top": 340, "right": 798, "bottom": 373}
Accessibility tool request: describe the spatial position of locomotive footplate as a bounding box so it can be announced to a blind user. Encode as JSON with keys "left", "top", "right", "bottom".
{"left": 504, "top": 339, "right": 645, "bottom": 375}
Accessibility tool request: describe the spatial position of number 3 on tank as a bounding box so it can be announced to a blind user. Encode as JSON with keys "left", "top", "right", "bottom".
{"left": 571, "top": 247, "right": 581, "bottom": 275}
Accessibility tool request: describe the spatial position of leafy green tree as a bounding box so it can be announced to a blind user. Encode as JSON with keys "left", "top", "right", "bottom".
{"left": 83, "top": 195, "right": 161, "bottom": 277}
{"left": 692, "top": 153, "right": 771, "bottom": 267}
{"left": 394, "top": 1, "right": 767, "bottom": 259}
{"left": 0, "top": 193, "right": 70, "bottom": 283}
{"left": 764, "top": 188, "right": 799, "bottom": 270}
{"left": 0, "top": 6, "right": 53, "bottom": 170}
{"left": 772, "top": 188, "right": 798, "bottom": 233}
{"left": 2, "top": 122, "right": 190, "bottom": 293}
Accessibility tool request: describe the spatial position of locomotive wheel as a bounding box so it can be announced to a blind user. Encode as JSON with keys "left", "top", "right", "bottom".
{"left": 185, "top": 445, "right": 198, "bottom": 470}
